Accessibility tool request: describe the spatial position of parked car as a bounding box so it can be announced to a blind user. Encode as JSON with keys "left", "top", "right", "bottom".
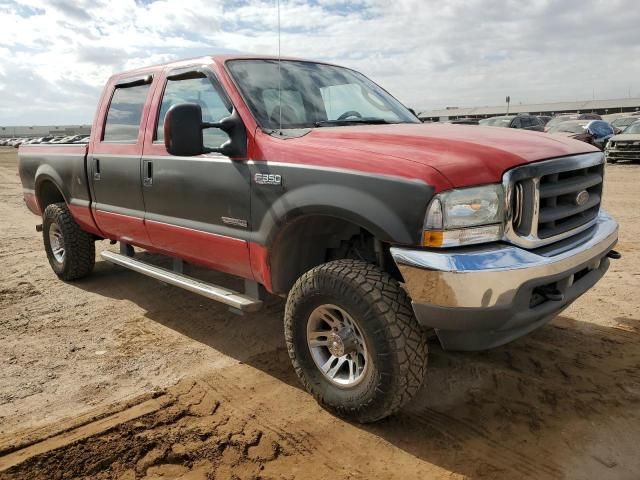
{"left": 605, "top": 120, "right": 640, "bottom": 163}
{"left": 537, "top": 115, "right": 551, "bottom": 126}
{"left": 51, "top": 135, "right": 74, "bottom": 143}
{"left": 547, "top": 120, "right": 615, "bottom": 150}
{"left": 545, "top": 113, "right": 602, "bottom": 132}
{"left": 18, "top": 54, "right": 619, "bottom": 423}
{"left": 449, "top": 117, "right": 479, "bottom": 125}
{"left": 610, "top": 116, "right": 639, "bottom": 133}
{"left": 578, "top": 113, "right": 602, "bottom": 120}
{"left": 479, "top": 115, "right": 544, "bottom": 131}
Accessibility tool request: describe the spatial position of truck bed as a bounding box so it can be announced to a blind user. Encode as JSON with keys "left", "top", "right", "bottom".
{"left": 18, "top": 143, "right": 99, "bottom": 234}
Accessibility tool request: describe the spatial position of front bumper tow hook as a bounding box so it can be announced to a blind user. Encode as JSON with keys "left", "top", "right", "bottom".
{"left": 607, "top": 249, "right": 622, "bottom": 260}
{"left": 538, "top": 286, "right": 565, "bottom": 302}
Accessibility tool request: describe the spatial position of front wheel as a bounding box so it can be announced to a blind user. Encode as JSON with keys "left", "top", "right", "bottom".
{"left": 284, "top": 260, "right": 428, "bottom": 423}
{"left": 43, "top": 203, "right": 95, "bottom": 280}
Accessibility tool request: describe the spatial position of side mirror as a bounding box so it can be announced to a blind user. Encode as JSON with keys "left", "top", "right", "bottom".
{"left": 164, "top": 103, "right": 247, "bottom": 158}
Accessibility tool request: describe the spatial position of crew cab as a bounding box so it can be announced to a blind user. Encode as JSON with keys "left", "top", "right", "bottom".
{"left": 18, "top": 55, "right": 620, "bottom": 423}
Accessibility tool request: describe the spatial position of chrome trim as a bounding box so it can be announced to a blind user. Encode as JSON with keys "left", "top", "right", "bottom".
{"left": 100, "top": 251, "right": 263, "bottom": 312}
{"left": 502, "top": 152, "right": 604, "bottom": 249}
{"left": 390, "top": 210, "right": 617, "bottom": 309}
{"left": 512, "top": 181, "right": 523, "bottom": 230}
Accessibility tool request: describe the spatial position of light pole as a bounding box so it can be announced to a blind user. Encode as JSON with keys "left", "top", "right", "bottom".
{"left": 506, "top": 96, "right": 510, "bottom": 115}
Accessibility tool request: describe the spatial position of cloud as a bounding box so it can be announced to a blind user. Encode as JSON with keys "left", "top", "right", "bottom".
{"left": 0, "top": 0, "right": 639, "bottom": 124}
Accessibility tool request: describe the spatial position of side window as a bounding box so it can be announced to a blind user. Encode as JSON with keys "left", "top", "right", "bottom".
{"left": 103, "top": 84, "right": 151, "bottom": 142}
{"left": 156, "top": 76, "right": 232, "bottom": 149}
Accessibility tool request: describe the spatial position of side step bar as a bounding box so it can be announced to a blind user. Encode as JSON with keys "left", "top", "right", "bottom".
{"left": 100, "top": 250, "right": 263, "bottom": 313}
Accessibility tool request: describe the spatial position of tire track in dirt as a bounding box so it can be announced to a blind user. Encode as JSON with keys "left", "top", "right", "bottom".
{"left": 408, "top": 408, "right": 563, "bottom": 479}
{"left": 0, "top": 378, "right": 304, "bottom": 480}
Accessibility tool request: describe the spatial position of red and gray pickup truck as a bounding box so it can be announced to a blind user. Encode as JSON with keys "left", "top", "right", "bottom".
{"left": 19, "top": 55, "right": 620, "bottom": 422}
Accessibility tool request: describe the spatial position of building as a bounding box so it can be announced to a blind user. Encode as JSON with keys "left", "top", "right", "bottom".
{"left": 419, "top": 97, "right": 640, "bottom": 122}
{"left": 0, "top": 125, "right": 91, "bottom": 139}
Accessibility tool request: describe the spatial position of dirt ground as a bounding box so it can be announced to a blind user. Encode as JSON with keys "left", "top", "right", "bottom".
{"left": 0, "top": 146, "right": 638, "bottom": 480}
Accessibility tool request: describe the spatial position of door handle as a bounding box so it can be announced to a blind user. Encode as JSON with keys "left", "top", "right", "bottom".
{"left": 143, "top": 160, "right": 153, "bottom": 186}
{"left": 93, "top": 158, "right": 100, "bottom": 180}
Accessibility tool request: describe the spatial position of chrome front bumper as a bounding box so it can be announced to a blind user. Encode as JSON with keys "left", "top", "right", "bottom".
{"left": 390, "top": 211, "right": 618, "bottom": 350}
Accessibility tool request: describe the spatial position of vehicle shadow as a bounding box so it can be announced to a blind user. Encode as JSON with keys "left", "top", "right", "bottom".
{"left": 75, "top": 252, "right": 640, "bottom": 480}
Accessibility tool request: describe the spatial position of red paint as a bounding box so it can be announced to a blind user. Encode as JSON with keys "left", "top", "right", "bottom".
{"left": 249, "top": 243, "right": 273, "bottom": 292}
{"left": 93, "top": 209, "right": 152, "bottom": 245}
{"left": 68, "top": 204, "right": 103, "bottom": 236}
{"left": 251, "top": 123, "right": 598, "bottom": 191}
{"left": 23, "top": 191, "right": 40, "bottom": 215}
{"left": 145, "top": 219, "right": 253, "bottom": 280}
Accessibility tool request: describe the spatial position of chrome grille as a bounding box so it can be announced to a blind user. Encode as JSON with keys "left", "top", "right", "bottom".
{"left": 537, "top": 165, "right": 603, "bottom": 238}
{"left": 606, "top": 141, "right": 640, "bottom": 162}
{"left": 503, "top": 152, "right": 604, "bottom": 248}
{"left": 512, "top": 182, "right": 524, "bottom": 230}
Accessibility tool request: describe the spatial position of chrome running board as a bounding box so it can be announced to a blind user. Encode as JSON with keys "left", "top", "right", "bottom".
{"left": 100, "top": 250, "right": 263, "bottom": 312}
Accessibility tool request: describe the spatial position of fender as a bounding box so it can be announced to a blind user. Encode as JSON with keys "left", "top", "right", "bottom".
{"left": 34, "top": 164, "right": 69, "bottom": 204}
{"left": 28, "top": 154, "right": 102, "bottom": 236}
{"left": 249, "top": 162, "right": 435, "bottom": 247}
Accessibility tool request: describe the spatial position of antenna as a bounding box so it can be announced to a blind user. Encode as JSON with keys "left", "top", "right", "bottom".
{"left": 277, "top": 0, "right": 282, "bottom": 133}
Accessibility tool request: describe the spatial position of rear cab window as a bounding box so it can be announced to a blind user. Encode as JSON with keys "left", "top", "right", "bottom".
{"left": 103, "top": 82, "right": 152, "bottom": 143}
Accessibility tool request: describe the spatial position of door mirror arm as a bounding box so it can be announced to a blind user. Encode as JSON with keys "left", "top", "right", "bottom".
{"left": 165, "top": 103, "right": 247, "bottom": 159}
{"left": 201, "top": 108, "right": 247, "bottom": 158}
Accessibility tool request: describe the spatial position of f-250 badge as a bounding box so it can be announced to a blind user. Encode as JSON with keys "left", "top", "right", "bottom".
{"left": 254, "top": 173, "right": 282, "bottom": 185}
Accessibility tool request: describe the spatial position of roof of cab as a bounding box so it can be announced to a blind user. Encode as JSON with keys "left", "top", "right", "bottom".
{"left": 109, "top": 53, "right": 325, "bottom": 81}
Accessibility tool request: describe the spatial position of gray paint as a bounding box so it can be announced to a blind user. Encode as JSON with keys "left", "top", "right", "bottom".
{"left": 88, "top": 152, "right": 146, "bottom": 220}
{"left": 18, "top": 145, "right": 91, "bottom": 210}
{"left": 141, "top": 154, "right": 251, "bottom": 238}
{"left": 247, "top": 161, "right": 433, "bottom": 246}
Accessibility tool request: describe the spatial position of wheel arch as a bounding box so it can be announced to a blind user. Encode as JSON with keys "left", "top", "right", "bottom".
{"left": 267, "top": 213, "right": 397, "bottom": 294}
{"left": 34, "top": 167, "right": 68, "bottom": 212}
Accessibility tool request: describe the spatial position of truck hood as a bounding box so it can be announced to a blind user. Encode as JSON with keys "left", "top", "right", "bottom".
{"left": 295, "top": 123, "right": 599, "bottom": 188}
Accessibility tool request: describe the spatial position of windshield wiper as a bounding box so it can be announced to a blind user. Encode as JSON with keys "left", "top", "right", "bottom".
{"left": 314, "top": 118, "right": 396, "bottom": 127}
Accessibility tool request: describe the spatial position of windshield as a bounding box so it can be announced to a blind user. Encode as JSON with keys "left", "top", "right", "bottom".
{"left": 612, "top": 117, "right": 637, "bottom": 128}
{"left": 622, "top": 122, "right": 640, "bottom": 134}
{"left": 226, "top": 59, "right": 419, "bottom": 129}
{"left": 548, "top": 121, "right": 587, "bottom": 134}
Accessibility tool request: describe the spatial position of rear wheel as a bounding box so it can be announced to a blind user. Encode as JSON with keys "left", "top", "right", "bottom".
{"left": 284, "top": 259, "right": 428, "bottom": 423}
{"left": 43, "top": 203, "right": 95, "bottom": 280}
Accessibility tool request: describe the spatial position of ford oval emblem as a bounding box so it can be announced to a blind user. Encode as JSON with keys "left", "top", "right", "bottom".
{"left": 575, "top": 190, "right": 590, "bottom": 206}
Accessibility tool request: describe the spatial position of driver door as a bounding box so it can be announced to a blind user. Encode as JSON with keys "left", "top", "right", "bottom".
{"left": 141, "top": 68, "right": 253, "bottom": 279}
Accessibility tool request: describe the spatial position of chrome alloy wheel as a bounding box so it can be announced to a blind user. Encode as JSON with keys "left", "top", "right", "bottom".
{"left": 306, "top": 304, "right": 369, "bottom": 387}
{"left": 49, "top": 222, "right": 65, "bottom": 263}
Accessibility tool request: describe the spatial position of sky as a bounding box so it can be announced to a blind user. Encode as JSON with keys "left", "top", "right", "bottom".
{"left": 0, "top": 0, "right": 639, "bottom": 125}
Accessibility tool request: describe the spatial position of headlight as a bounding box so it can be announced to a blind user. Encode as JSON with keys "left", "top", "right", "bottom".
{"left": 423, "top": 184, "right": 504, "bottom": 247}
